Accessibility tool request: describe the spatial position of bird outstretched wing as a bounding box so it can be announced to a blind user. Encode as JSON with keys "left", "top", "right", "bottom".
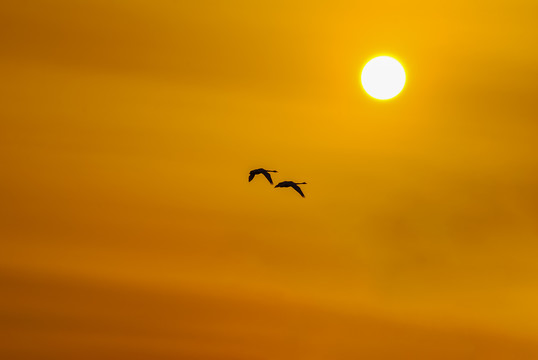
{"left": 262, "top": 171, "right": 273, "bottom": 184}
{"left": 291, "top": 183, "right": 305, "bottom": 197}
{"left": 248, "top": 173, "right": 255, "bottom": 182}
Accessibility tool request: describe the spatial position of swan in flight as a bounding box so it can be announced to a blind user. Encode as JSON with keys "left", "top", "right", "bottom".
{"left": 248, "top": 168, "right": 278, "bottom": 184}
{"left": 274, "top": 181, "right": 307, "bottom": 198}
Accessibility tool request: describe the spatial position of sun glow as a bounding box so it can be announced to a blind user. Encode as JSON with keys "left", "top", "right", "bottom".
{"left": 361, "top": 56, "right": 406, "bottom": 100}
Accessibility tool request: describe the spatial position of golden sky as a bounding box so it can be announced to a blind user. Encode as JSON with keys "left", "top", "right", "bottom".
{"left": 1, "top": 0, "right": 538, "bottom": 358}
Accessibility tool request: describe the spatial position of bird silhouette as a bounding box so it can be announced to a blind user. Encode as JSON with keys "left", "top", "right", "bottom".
{"left": 248, "top": 168, "right": 278, "bottom": 184}
{"left": 274, "top": 181, "right": 307, "bottom": 197}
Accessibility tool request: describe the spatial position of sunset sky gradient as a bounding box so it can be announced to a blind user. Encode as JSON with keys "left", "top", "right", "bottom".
{"left": 1, "top": 1, "right": 538, "bottom": 358}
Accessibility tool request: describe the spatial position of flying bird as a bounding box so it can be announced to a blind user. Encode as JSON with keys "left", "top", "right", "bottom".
{"left": 248, "top": 168, "right": 278, "bottom": 184}
{"left": 275, "top": 181, "right": 307, "bottom": 198}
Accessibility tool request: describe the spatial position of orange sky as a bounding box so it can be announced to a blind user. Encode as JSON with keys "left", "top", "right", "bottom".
{"left": 1, "top": 1, "right": 538, "bottom": 358}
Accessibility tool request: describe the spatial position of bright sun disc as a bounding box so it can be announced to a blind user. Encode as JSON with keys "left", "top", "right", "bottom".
{"left": 361, "top": 56, "right": 406, "bottom": 100}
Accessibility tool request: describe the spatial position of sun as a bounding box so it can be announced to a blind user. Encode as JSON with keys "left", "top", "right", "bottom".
{"left": 361, "top": 56, "right": 406, "bottom": 100}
